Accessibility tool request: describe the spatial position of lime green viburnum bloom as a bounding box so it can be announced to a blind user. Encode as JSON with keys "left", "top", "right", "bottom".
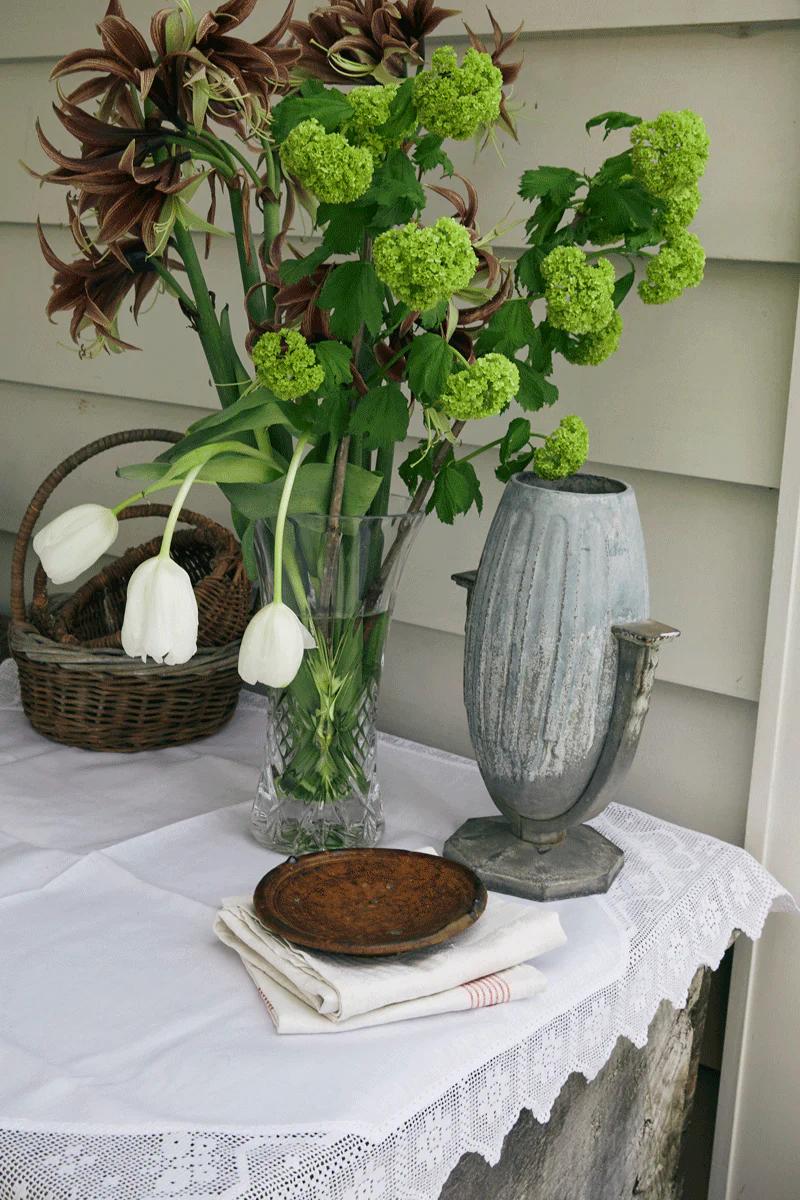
{"left": 279, "top": 118, "right": 373, "bottom": 203}
{"left": 414, "top": 46, "right": 502, "bottom": 141}
{"left": 440, "top": 354, "right": 520, "bottom": 421}
{"left": 252, "top": 330, "right": 325, "bottom": 401}
{"left": 343, "top": 84, "right": 415, "bottom": 160}
{"left": 639, "top": 231, "right": 706, "bottom": 305}
{"left": 562, "top": 312, "right": 623, "bottom": 366}
{"left": 631, "top": 110, "right": 709, "bottom": 199}
{"left": 373, "top": 217, "right": 478, "bottom": 311}
{"left": 534, "top": 416, "right": 590, "bottom": 480}
{"left": 660, "top": 182, "right": 701, "bottom": 237}
{"left": 541, "top": 246, "right": 616, "bottom": 335}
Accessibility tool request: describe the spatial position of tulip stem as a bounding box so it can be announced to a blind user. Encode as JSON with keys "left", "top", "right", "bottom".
{"left": 159, "top": 465, "right": 204, "bottom": 562}
{"left": 273, "top": 434, "right": 309, "bottom": 607}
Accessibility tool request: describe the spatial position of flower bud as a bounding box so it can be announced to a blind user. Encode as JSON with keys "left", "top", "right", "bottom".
{"left": 121, "top": 556, "right": 198, "bottom": 666}
{"left": 237, "top": 602, "right": 316, "bottom": 688}
{"left": 32, "top": 503, "right": 119, "bottom": 585}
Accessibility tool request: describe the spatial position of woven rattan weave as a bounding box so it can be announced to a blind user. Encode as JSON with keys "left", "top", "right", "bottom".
{"left": 9, "top": 429, "right": 252, "bottom": 752}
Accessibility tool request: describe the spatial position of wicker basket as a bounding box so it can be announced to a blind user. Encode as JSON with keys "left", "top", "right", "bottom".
{"left": 9, "top": 429, "right": 253, "bottom": 753}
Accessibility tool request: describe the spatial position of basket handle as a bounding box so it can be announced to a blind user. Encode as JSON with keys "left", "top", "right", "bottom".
{"left": 10, "top": 429, "right": 183, "bottom": 625}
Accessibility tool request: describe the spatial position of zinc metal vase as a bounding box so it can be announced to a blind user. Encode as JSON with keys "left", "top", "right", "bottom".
{"left": 444, "top": 473, "right": 679, "bottom": 900}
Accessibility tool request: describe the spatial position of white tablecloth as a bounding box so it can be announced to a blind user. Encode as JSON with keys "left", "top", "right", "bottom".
{"left": 0, "top": 660, "right": 792, "bottom": 1200}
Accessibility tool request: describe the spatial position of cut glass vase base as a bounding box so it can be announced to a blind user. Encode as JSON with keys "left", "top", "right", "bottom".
{"left": 443, "top": 816, "right": 624, "bottom": 901}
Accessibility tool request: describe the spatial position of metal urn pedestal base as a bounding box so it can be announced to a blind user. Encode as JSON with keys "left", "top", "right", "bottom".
{"left": 444, "top": 816, "right": 624, "bottom": 901}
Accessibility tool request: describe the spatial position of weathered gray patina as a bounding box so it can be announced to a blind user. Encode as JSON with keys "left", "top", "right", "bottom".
{"left": 446, "top": 474, "right": 678, "bottom": 899}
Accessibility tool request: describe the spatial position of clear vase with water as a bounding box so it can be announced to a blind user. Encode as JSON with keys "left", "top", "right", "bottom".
{"left": 250, "top": 510, "right": 424, "bottom": 853}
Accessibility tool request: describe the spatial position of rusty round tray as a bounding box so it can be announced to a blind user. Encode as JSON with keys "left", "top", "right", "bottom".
{"left": 252, "top": 848, "right": 488, "bottom": 956}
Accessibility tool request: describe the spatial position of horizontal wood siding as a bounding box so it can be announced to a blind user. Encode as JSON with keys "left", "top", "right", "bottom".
{"left": 0, "top": 1, "right": 795, "bottom": 854}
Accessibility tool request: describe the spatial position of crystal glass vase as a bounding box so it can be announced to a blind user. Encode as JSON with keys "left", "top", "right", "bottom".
{"left": 250, "top": 510, "right": 425, "bottom": 853}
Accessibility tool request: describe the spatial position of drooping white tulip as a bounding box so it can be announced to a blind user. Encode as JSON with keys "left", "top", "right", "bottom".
{"left": 237, "top": 602, "right": 316, "bottom": 688}
{"left": 121, "top": 556, "right": 198, "bottom": 666}
{"left": 32, "top": 504, "right": 118, "bottom": 585}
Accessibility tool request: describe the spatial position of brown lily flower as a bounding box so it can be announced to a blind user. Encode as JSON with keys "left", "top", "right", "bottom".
{"left": 291, "top": 0, "right": 457, "bottom": 82}
{"left": 33, "top": 104, "right": 198, "bottom": 250}
{"left": 52, "top": 0, "right": 299, "bottom": 134}
{"left": 37, "top": 200, "right": 175, "bottom": 353}
{"left": 152, "top": 0, "right": 301, "bottom": 133}
{"left": 51, "top": 0, "right": 175, "bottom": 127}
{"left": 464, "top": 7, "right": 523, "bottom": 138}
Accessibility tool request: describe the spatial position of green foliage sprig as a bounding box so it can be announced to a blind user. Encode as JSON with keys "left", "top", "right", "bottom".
{"left": 32, "top": 0, "right": 710, "bottom": 555}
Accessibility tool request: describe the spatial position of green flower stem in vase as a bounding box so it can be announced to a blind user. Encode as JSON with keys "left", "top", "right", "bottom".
{"left": 250, "top": 511, "right": 425, "bottom": 853}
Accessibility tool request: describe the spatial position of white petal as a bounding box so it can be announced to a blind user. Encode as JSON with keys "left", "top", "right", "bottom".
{"left": 121, "top": 556, "right": 198, "bottom": 666}
{"left": 237, "top": 602, "right": 313, "bottom": 688}
{"left": 33, "top": 504, "right": 118, "bottom": 586}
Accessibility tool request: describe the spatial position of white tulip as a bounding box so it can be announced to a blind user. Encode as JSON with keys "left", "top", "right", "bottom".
{"left": 238, "top": 602, "right": 316, "bottom": 688}
{"left": 32, "top": 503, "right": 118, "bottom": 585}
{"left": 121, "top": 556, "right": 198, "bottom": 665}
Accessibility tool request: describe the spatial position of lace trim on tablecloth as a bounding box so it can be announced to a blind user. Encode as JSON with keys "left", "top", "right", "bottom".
{"left": 0, "top": 661, "right": 795, "bottom": 1200}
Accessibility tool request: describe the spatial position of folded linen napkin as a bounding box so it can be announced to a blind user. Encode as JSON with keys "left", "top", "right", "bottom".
{"left": 214, "top": 849, "right": 566, "bottom": 1034}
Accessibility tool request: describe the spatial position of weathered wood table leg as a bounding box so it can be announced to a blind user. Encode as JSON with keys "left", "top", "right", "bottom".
{"left": 439, "top": 966, "right": 710, "bottom": 1200}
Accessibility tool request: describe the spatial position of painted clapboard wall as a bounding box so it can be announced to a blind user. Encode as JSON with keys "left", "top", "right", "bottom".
{"left": 1, "top": 1, "right": 798, "bottom": 852}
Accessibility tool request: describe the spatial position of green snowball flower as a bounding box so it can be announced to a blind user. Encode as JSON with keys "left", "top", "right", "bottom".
{"left": 638, "top": 231, "right": 706, "bottom": 305}
{"left": 373, "top": 217, "right": 478, "bottom": 311}
{"left": 343, "top": 84, "right": 415, "bottom": 160}
{"left": 440, "top": 354, "right": 520, "bottom": 421}
{"left": 660, "top": 182, "right": 701, "bottom": 237}
{"left": 631, "top": 110, "right": 709, "bottom": 198}
{"left": 413, "top": 46, "right": 502, "bottom": 141}
{"left": 562, "top": 312, "right": 623, "bottom": 366}
{"left": 534, "top": 415, "right": 590, "bottom": 480}
{"left": 279, "top": 118, "right": 373, "bottom": 203}
{"left": 541, "top": 246, "right": 615, "bottom": 335}
{"left": 252, "top": 330, "right": 324, "bottom": 401}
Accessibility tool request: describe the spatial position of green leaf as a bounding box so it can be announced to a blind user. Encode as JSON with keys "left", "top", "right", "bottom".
{"left": 495, "top": 451, "right": 535, "bottom": 483}
{"left": 413, "top": 133, "right": 454, "bottom": 177}
{"left": 377, "top": 78, "right": 416, "bottom": 142}
{"left": 237, "top": 518, "right": 258, "bottom": 582}
{"left": 585, "top": 111, "right": 642, "bottom": 139}
{"left": 500, "top": 417, "right": 532, "bottom": 461}
{"left": 418, "top": 299, "right": 448, "bottom": 329}
{"left": 613, "top": 265, "right": 636, "bottom": 308}
{"left": 592, "top": 149, "right": 634, "bottom": 187}
{"left": 319, "top": 261, "right": 384, "bottom": 340}
{"left": 398, "top": 442, "right": 435, "bottom": 493}
{"left": 270, "top": 80, "right": 352, "bottom": 142}
{"left": 116, "top": 461, "right": 171, "bottom": 482}
{"left": 523, "top": 196, "right": 573, "bottom": 247}
{"left": 583, "top": 179, "right": 661, "bottom": 237}
{"left": 364, "top": 149, "right": 425, "bottom": 231}
{"left": 158, "top": 401, "right": 295, "bottom": 461}
{"left": 475, "top": 299, "right": 536, "bottom": 356}
{"left": 406, "top": 333, "right": 454, "bottom": 403}
{"left": 349, "top": 384, "right": 409, "bottom": 449}
{"left": 223, "top": 461, "right": 382, "bottom": 520}
{"left": 429, "top": 459, "right": 483, "bottom": 524}
{"left": 314, "top": 340, "right": 352, "bottom": 389}
{"left": 293, "top": 390, "right": 350, "bottom": 441}
{"left": 279, "top": 244, "right": 329, "bottom": 284}
{"left": 516, "top": 362, "right": 558, "bottom": 411}
{"left": 195, "top": 454, "right": 282, "bottom": 484}
{"left": 515, "top": 246, "right": 545, "bottom": 294}
{"left": 527, "top": 324, "right": 554, "bottom": 375}
{"left": 519, "top": 166, "right": 583, "bottom": 206}
{"left": 317, "top": 202, "right": 374, "bottom": 253}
